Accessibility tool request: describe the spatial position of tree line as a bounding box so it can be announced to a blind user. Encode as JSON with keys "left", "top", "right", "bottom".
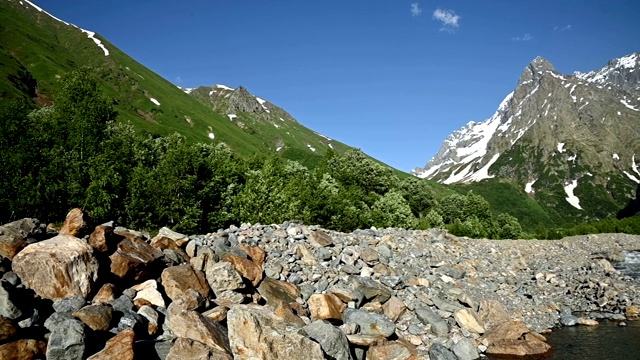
{"left": 1, "top": 69, "right": 528, "bottom": 237}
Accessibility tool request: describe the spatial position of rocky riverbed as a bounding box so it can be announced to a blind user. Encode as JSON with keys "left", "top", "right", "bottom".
{"left": 0, "top": 209, "right": 639, "bottom": 359}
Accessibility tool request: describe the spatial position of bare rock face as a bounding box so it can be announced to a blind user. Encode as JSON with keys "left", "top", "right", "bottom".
{"left": 12, "top": 235, "right": 98, "bottom": 301}
{"left": 59, "top": 208, "right": 89, "bottom": 237}
{"left": 227, "top": 304, "right": 324, "bottom": 360}
{"left": 87, "top": 329, "right": 135, "bottom": 360}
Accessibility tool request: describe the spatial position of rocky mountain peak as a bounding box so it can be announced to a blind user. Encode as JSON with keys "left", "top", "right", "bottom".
{"left": 518, "top": 56, "right": 555, "bottom": 86}
{"left": 530, "top": 56, "right": 555, "bottom": 73}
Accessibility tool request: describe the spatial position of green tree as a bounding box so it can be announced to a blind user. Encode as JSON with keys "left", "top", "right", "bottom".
{"left": 398, "top": 177, "right": 437, "bottom": 218}
{"left": 496, "top": 213, "right": 523, "bottom": 239}
{"left": 372, "top": 190, "right": 417, "bottom": 229}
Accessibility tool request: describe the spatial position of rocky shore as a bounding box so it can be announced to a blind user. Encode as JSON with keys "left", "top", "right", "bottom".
{"left": 1, "top": 209, "right": 639, "bottom": 359}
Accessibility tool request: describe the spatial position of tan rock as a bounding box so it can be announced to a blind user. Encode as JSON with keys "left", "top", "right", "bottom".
{"left": 0, "top": 218, "right": 41, "bottom": 260}
{"left": 577, "top": 318, "right": 599, "bottom": 326}
{"left": 0, "top": 316, "right": 17, "bottom": 341}
{"left": 367, "top": 341, "right": 413, "bottom": 360}
{"left": 137, "top": 305, "right": 160, "bottom": 335}
{"left": 0, "top": 339, "right": 47, "bottom": 360}
{"left": 626, "top": 304, "right": 640, "bottom": 319}
{"left": 224, "top": 254, "right": 263, "bottom": 286}
{"left": 346, "top": 334, "right": 386, "bottom": 347}
{"left": 454, "top": 308, "right": 485, "bottom": 334}
{"left": 59, "top": 208, "right": 89, "bottom": 237}
{"left": 162, "top": 264, "right": 210, "bottom": 301}
{"left": 308, "top": 230, "right": 334, "bottom": 247}
{"left": 227, "top": 304, "right": 323, "bottom": 360}
{"left": 167, "top": 298, "right": 231, "bottom": 355}
{"left": 89, "top": 225, "right": 121, "bottom": 253}
{"left": 87, "top": 329, "right": 135, "bottom": 360}
{"left": 203, "top": 306, "right": 229, "bottom": 323}
{"left": 12, "top": 235, "right": 98, "bottom": 300}
{"left": 205, "top": 261, "right": 244, "bottom": 295}
{"left": 478, "top": 299, "right": 511, "bottom": 331}
{"left": 167, "top": 337, "right": 233, "bottom": 360}
{"left": 93, "top": 283, "right": 117, "bottom": 304}
{"left": 237, "top": 245, "right": 266, "bottom": 266}
{"left": 109, "top": 236, "right": 163, "bottom": 281}
{"left": 156, "top": 227, "right": 189, "bottom": 246}
{"left": 73, "top": 305, "right": 113, "bottom": 331}
{"left": 308, "top": 294, "right": 346, "bottom": 321}
{"left": 132, "top": 279, "right": 166, "bottom": 308}
{"left": 481, "top": 321, "right": 530, "bottom": 346}
{"left": 0, "top": 232, "right": 27, "bottom": 260}
{"left": 383, "top": 296, "right": 407, "bottom": 322}
{"left": 150, "top": 236, "right": 189, "bottom": 261}
{"left": 486, "top": 339, "right": 551, "bottom": 358}
{"left": 292, "top": 243, "right": 318, "bottom": 265}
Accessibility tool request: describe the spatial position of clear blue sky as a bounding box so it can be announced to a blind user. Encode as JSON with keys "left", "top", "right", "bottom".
{"left": 34, "top": 1, "right": 640, "bottom": 172}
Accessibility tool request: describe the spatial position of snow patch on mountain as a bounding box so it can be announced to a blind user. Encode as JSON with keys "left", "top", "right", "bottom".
{"left": 215, "top": 84, "right": 234, "bottom": 91}
{"left": 557, "top": 143, "right": 566, "bottom": 153}
{"left": 525, "top": 179, "right": 536, "bottom": 194}
{"left": 621, "top": 99, "right": 639, "bottom": 111}
{"left": 564, "top": 180, "right": 582, "bottom": 210}
{"left": 80, "top": 29, "right": 109, "bottom": 56}
{"left": 150, "top": 98, "right": 160, "bottom": 106}
{"left": 227, "top": 114, "right": 237, "bottom": 121}
{"left": 256, "top": 97, "right": 271, "bottom": 113}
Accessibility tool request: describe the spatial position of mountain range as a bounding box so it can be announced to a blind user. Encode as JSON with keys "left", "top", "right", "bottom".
{"left": 414, "top": 53, "right": 640, "bottom": 224}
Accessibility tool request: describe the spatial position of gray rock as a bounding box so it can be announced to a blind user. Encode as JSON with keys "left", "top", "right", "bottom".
{"left": 0, "top": 283, "right": 21, "bottom": 319}
{"left": 18, "top": 309, "right": 39, "bottom": 328}
{"left": 205, "top": 261, "right": 244, "bottom": 295}
{"left": 53, "top": 296, "right": 86, "bottom": 313}
{"left": 429, "top": 343, "right": 458, "bottom": 360}
{"left": 416, "top": 307, "right": 448, "bottom": 336}
{"left": 347, "top": 276, "right": 392, "bottom": 304}
{"left": 560, "top": 314, "right": 578, "bottom": 326}
{"left": 304, "top": 320, "right": 353, "bottom": 360}
{"left": 342, "top": 308, "right": 395, "bottom": 337}
{"left": 1, "top": 271, "right": 19, "bottom": 286}
{"left": 110, "top": 295, "right": 135, "bottom": 313}
{"left": 452, "top": 338, "right": 480, "bottom": 360}
{"left": 44, "top": 312, "right": 75, "bottom": 332}
{"left": 46, "top": 318, "right": 86, "bottom": 360}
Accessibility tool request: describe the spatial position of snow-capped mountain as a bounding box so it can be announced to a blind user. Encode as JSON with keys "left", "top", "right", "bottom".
{"left": 414, "top": 53, "right": 640, "bottom": 220}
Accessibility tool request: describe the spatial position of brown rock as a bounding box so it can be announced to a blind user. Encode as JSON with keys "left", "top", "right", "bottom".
{"left": 87, "top": 329, "right": 135, "bottom": 360}
{"left": 308, "top": 230, "right": 334, "bottom": 247}
{"left": 478, "top": 299, "right": 511, "bottom": 331}
{"left": 237, "top": 245, "right": 266, "bottom": 266}
{"left": 12, "top": 235, "right": 98, "bottom": 300}
{"left": 137, "top": 305, "right": 160, "bottom": 336}
{"left": 167, "top": 298, "right": 231, "bottom": 355}
{"left": 383, "top": 296, "right": 407, "bottom": 322}
{"left": 109, "top": 236, "right": 163, "bottom": 282}
{"left": 167, "top": 337, "right": 233, "bottom": 360}
{"left": 0, "top": 316, "right": 17, "bottom": 341}
{"left": 132, "top": 279, "right": 166, "bottom": 308}
{"left": 155, "top": 227, "right": 189, "bottom": 247}
{"left": 162, "top": 264, "right": 210, "bottom": 301}
{"left": 150, "top": 236, "right": 189, "bottom": 260}
{"left": 481, "top": 321, "right": 531, "bottom": 346}
{"left": 257, "top": 278, "right": 300, "bottom": 306}
{"left": 227, "top": 304, "right": 324, "bottom": 360}
{"left": 93, "top": 283, "right": 117, "bottom": 304}
{"left": 0, "top": 233, "right": 27, "bottom": 260}
{"left": 59, "top": 208, "right": 89, "bottom": 237}
{"left": 89, "top": 225, "right": 121, "bottom": 253}
{"left": 454, "top": 308, "right": 485, "bottom": 334}
{"left": 486, "top": 339, "right": 552, "bottom": 358}
{"left": 0, "top": 218, "right": 41, "bottom": 260}
{"left": 0, "top": 339, "right": 47, "bottom": 360}
{"left": 367, "top": 341, "right": 414, "bottom": 360}
{"left": 73, "top": 305, "right": 113, "bottom": 331}
{"left": 346, "top": 334, "right": 386, "bottom": 347}
{"left": 308, "top": 294, "right": 346, "bottom": 321}
{"left": 224, "top": 254, "right": 263, "bottom": 286}
{"left": 203, "top": 306, "right": 229, "bottom": 323}
{"left": 292, "top": 244, "right": 318, "bottom": 265}
{"left": 626, "top": 305, "right": 640, "bottom": 319}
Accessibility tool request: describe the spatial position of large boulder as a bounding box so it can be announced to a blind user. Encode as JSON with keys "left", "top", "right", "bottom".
{"left": 12, "top": 235, "right": 98, "bottom": 300}
{"left": 46, "top": 318, "right": 87, "bottom": 360}
{"left": 166, "top": 337, "right": 233, "bottom": 360}
{"left": 59, "top": 208, "right": 89, "bottom": 237}
{"left": 227, "top": 304, "right": 324, "bottom": 360}
{"left": 109, "top": 236, "right": 163, "bottom": 282}
{"left": 482, "top": 321, "right": 551, "bottom": 358}
{"left": 308, "top": 294, "right": 346, "bottom": 321}
{"left": 87, "top": 329, "right": 135, "bottom": 360}
{"left": 342, "top": 308, "right": 396, "bottom": 338}
{"left": 303, "top": 320, "right": 352, "bottom": 360}
{"left": 162, "top": 264, "right": 211, "bottom": 301}
{"left": 166, "top": 297, "right": 231, "bottom": 355}
{"left": 0, "top": 339, "right": 47, "bottom": 360}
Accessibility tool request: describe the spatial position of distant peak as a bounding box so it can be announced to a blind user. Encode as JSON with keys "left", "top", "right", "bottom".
{"left": 234, "top": 86, "right": 251, "bottom": 96}
{"left": 529, "top": 56, "right": 555, "bottom": 73}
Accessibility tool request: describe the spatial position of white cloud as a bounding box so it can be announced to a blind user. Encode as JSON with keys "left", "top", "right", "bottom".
{"left": 432, "top": 8, "right": 460, "bottom": 30}
{"left": 554, "top": 25, "right": 572, "bottom": 32}
{"left": 512, "top": 33, "right": 533, "bottom": 41}
{"left": 411, "top": 3, "right": 422, "bottom": 17}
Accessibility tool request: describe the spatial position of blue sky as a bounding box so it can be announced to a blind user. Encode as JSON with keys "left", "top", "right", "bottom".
{"left": 35, "top": 0, "right": 640, "bottom": 172}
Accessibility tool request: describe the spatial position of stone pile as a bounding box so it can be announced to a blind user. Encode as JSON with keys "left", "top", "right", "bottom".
{"left": 1, "top": 209, "right": 639, "bottom": 359}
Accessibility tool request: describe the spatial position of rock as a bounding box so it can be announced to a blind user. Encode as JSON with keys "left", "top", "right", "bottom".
{"left": 429, "top": 343, "right": 458, "bottom": 360}
{"left": 452, "top": 338, "right": 480, "bottom": 360}
{"left": 166, "top": 337, "right": 233, "bottom": 360}
{"left": 224, "top": 254, "right": 263, "bottom": 286}
{"left": 485, "top": 339, "right": 552, "bottom": 358}
{"left": 162, "top": 264, "right": 210, "bottom": 301}
{"left": 93, "top": 283, "right": 118, "bottom": 304}
{"left": 0, "top": 316, "right": 17, "bottom": 341}
{"left": 345, "top": 334, "right": 386, "bottom": 347}
{"left": 205, "top": 261, "right": 244, "bottom": 295}
{"left": 367, "top": 342, "right": 414, "bottom": 360}
{"left": 0, "top": 228, "right": 28, "bottom": 260}
{"left": 454, "top": 308, "right": 485, "bottom": 334}
{"left": 577, "top": 318, "right": 599, "bottom": 326}
{"left": 560, "top": 314, "right": 578, "bottom": 326}
{"left": 87, "top": 329, "right": 135, "bottom": 360}
{"left": 53, "top": 296, "right": 86, "bottom": 313}
{"left": 0, "top": 339, "right": 47, "bottom": 360}
{"left": 626, "top": 305, "right": 640, "bottom": 319}
{"left": 308, "top": 294, "right": 346, "bottom": 321}
{"left": 203, "top": 306, "right": 229, "bottom": 323}
{"left": 109, "top": 236, "right": 163, "bottom": 282}
{"left": 73, "top": 304, "right": 113, "bottom": 331}
{"left": 59, "top": 208, "right": 89, "bottom": 237}
{"left": 383, "top": 296, "right": 407, "bottom": 322}
{"left": 416, "top": 307, "right": 448, "bottom": 336}
{"left": 132, "top": 279, "right": 166, "bottom": 308}
{"left": 89, "top": 225, "right": 120, "bottom": 253}
{"left": 237, "top": 244, "right": 266, "bottom": 266}
{"left": 137, "top": 305, "right": 160, "bottom": 335}
{"left": 157, "top": 227, "right": 189, "bottom": 246}
{"left": 596, "top": 258, "right": 617, "bottom": 274}
{"left": 0, "top": 283, "right": 21, "bottom": 319}
{"left": 347, "top": 276, "right": 392, "bottom": 304}
{"left": 166, "top": 297, "right": 231, "bottom": 355}
{"left": 329, "top": 284, "right": 365, "bottom": 307}
{"left": 227, "top": 304, "right": 324, "bottom": 360}
{"left": 257, "top": 278, "right": 300, "bottom": 306}
{"left": 46, "top": 318, "right": 87, "bottom": 360}
{"left": 18, "top": 309, "right": 39, "bottom": 328}
{"left": 481, "top": 321, "right": 531, "bottom": 346}
{"left": 478, "top": 299, "right": 510, "bottom": 331}
{"left": 304, "top": 320, "right": 353, "bottom": 360}
{"left": 12, "top": 235, "right": 99, "bottom": 300}
{"left": 342, "top": 308, "right": 395, "bottom": 337}
{"left": 308, "top": 230, "right": 334, "bottom": 247}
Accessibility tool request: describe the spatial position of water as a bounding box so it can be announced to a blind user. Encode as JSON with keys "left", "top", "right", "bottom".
{"left": 612, "top": 251, "right": 640, "bottom": 278}
{"left": 545, "top": 320, "right": 640, "bottom": 359}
